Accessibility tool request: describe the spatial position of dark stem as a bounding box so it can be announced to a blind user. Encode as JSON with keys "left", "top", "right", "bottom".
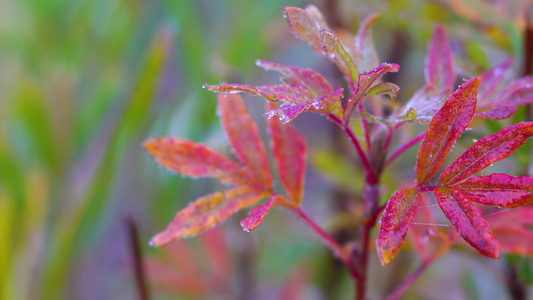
{"left": 356, "top": 182, "right": 381, "bottom": 299}
{"left": 385, "top": 258, "right": 433, "bottom": 300}
{"left": 124, "top": 215, "right": 150, "bottom": 300}
{"left": 505, "top": 259, "right": 528, "bottom": 300}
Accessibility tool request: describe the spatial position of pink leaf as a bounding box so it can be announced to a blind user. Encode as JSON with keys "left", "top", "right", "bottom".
{"left": 205, "top": 83, "right": 313, "bottom": 104}
{"left": 485, "top": 206, "right": 533, "bottom": 227}
{"left": 240, "top": 196, "right": 275, "bottom": 232}
{"left": 425, "top": 24, "right": 454, "bottom": 94}
{"left": 477, "top": 59, "right": 512, "bottom": 103}
{"left": 491, "top": 226, "right": 533, "bottom": 255}
{"left": 218, "top": 93, "right": 272, "bottom": 190}
{"left": 256, "top": 60, "right": 334, "bottom": 96}
{"left": 150, "top": 187, "right": 269, "bottom": 246}
{"left": 376, "top": 187, "right": 422, "bottom": 265}
{"left": 354, "top": 13, "right": 380, "bottom": 72}
{"left": 440, "top": 122, "right": 533, "bottom": 185}
{"left": 268, "top": 102, "right": 307, "bottom": 204}
{"left": 450, "top": 174, "right": 533, "bottom": 207}
{"left": 433, "top": 187, "right": 499, "bottom": 258}
{"left": 144, "top": 138, "right": 251, "bottom": 186}
{"left": 416, "top": 77, "right": 480, "bottom": 185}
{"left": 343, "top": 63, "right": 400, "bottom": 123}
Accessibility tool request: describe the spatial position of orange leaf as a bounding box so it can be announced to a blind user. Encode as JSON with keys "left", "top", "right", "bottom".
{"left": 268, "top": 103, "right": 306, "bottom": 204}
{"left": 218, "top": 93, "right": 272, "bottom": 190}
{"left": 144, "top": 137, "right": 251, "bottom": 185}
{"left": 150, "top": 187, "right": 269, "bottom": 246}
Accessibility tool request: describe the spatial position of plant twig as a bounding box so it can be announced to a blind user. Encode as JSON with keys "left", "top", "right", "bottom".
{"left": 385, "top": 131, "right": 426, "bottom": 167}
{"left": 124, "top": 215, "right": 150, "bottom": 300}
{"left": 385, "top": 258, "right": 433, "bottom": 300}
{"left": 328, "top": 113, "right": 376, "bottom": 183}
{"left": 291, "top": 207, "right": 360, "bottom": 282}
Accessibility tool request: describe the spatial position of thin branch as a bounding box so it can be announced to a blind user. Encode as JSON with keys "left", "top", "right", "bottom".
{"left": 385, "top": 131, "right": 426, "bottom": 167}
{"left": 328, "top": 113, "right": 376, "bottom": 183}
{"left": 291, "top": 207, "right": 360, "bottom": 282}
{"left": 385, "top": 258, "right": 433, "bottom": 300}
{"left": 124, "top": 215, "right": 150, "bottom": 300}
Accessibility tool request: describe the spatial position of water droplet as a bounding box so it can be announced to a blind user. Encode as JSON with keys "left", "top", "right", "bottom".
{"left": 242, "top": 228, "right": 250, "bottom": 232}
{"left": 472, "top": 139, "right": 478, "bottom": 143}
{"left": 264, "top": 111, "right": 276, "bottom": 120}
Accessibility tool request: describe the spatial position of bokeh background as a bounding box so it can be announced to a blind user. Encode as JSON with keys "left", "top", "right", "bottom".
{"left": 2, "top": 0, "right": 533, "bottom": 299}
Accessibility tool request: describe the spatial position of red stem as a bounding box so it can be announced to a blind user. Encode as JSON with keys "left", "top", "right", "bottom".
{"left": 385, "top": 258, "right": 433, "bottom": 300}
{"left": 385, "top": 131, "right": 426, "bottom": 167}
{"left": 328, "top": 113, "right": 376, "bottom": 183}
{"left": 291, "top": 207, "right": 360, "bottom": 282}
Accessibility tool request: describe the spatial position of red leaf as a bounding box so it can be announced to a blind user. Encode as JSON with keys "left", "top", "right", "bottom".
{"left": 365, "top": 82, "right": 400, "bottom": 100}
{"left": 416, "top": 77, "right": 480, "bottom": 185}
{"left": 486, "top": 207, "right": 533, "bottom": 255}
{"left": 450, "top": 174, "right": 533, "bottom": 207}
{"left": 256, "top": 60, "right": 334, "bottom": 96}
{"left": 240, "top": 196, "right": 274, "bottom": 232}
{"left": 425, "top": 24, "right": 454, "bottom": 94}
{"left": 433, "top": 187, "right": 499, "bottom": 258}
{"left": 343, "top": 63, "right": 400, "bottom": 123}
{"left": 408, "top": 195, "right": 450, "bottom": 260}
{"left": 150, "top": 187, "right": 269, "bottom": 246}
{"left": 491, "top": 226, "right": 533, "bottom": 255}
{"left": 354, "top": 13, "right": 380, "bottom": 73}
{"left": 205, "top": 83, "right": 313, "bottom": 104}
{"left": 440, "top": 122, "right": 533, "bottom": 185}
{"left": 268, "top": 103, "right": 307, "bottom": 204}
{"left": 283, "top": 6, "right": 328, "bottom": 55}
{"left": 144, "top": 138, "right": 250, "bottom": 186}
{"left": 320, "top": 29, "right": 359, "bottom": 85}
{"left": 218, "top": 93, "right": 272, "bottom": 190}
{"left": 239, "top": 194, "right": 291, "bottom": 232}
{"left": 376, "top": 187, "right": 422, "bottom": 265}
{"left": 485, "top": 206, "right": 533, "bottom": 226}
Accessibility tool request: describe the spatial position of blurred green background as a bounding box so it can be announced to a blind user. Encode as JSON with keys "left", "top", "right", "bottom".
{"left": 1, "top": 0, "right": 532, "bottom": 299}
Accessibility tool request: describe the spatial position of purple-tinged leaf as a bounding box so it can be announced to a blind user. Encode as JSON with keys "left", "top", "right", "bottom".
{"left": 320, "top": 29, "right": 359, "bottom": 86}
{"left": 218, "top": 93, "right": 272, "bottom": 190}
{"left": 256, "top": 60, "right": 334, "bottom": 96}
{"left": 376, "top": 187, "right": 422, "bottom": 265}
{"left": 477, "top": 59, "right": 512, "bottom": 102}
{"left": 425, "top": 24, "right": 454, "bottom": 94}
{"left": 354, "top": 13, "right": 380, "bottom": 73}
{"left": 440, "top": 122, "right": 533, "bottom": 185}
{"left": 450, "top": 174, "right": 533, "bottom": 207}
{"left": 408, "top": 195, "right": 450, "bottom": 261}
{"left": 240, "top": 196, "right": 274, "bottom": 232}
{"left": 401, "top": 86, "right": 450, "bottom": 123}
{"left": 144, "top": 138, "right": 250, "bottom": 186}
{"left": 416, "top": 78, "right": 480, "bottom": 186}
{"left": 485, "top": 206, "right": 533, "bottom": 227}
{"left": 433, "top": 187, "right": 499, "bottom": 258}
{"left": 283, "top": 6, "right": 328, "bottom": 55}
{"left": 491, "top": 226, "right": 533, "bottom": 255}
{"left": 343, "top": 63, "right": 400, "bottom": 123}
{"left": 478, "top": 77, "right": 533, "bottom": 119}
{"left": 150, "top": 187, "right": 269, "bottom": 246}
{"left": 268, "top": 102, "right": 307, "bottom": 204}
{"left": 265, "top": 103, "right": 311, "bottom": 124}
{"left": 205, "top": 84, "right": 313, "bottom": 104}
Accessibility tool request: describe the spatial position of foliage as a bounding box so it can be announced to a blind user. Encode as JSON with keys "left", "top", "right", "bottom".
{"left": 146, "top": 3, "right": 533, "bottom": 299}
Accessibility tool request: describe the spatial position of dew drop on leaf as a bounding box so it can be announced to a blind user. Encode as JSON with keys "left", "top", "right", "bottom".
{"left": 472, "top": 139, "right": 478, "bottom": 142}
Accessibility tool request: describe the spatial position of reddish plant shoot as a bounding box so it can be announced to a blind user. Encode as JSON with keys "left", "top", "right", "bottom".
{"left": 145, "top": 5, "right": 533, "bottom": 299}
